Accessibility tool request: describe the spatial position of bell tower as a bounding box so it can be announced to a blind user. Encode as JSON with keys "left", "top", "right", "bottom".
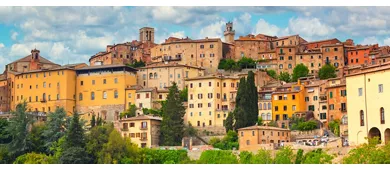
{"left": 30, "top": 49, "right": 41, "bottom": 70}
{"left": 224, "top": 22, "right": 235, "bottom": 44}
{"left": 139, "top": 27, "right": 155, "bottom": 43}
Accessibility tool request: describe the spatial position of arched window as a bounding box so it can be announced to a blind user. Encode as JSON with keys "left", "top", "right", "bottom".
{"left": 261, "top": 113, "right": 266, "bottom": 121}
{"left": 268, "top": 103, "right": 271, "bottom": 110}
{"left": 79, "top": 93, "right": 83, "bottom": 101}
{"left": 380, "top": 107, "right": 385, "bottom": 124}
{"left": 267, "top": 113, "right": 271, "bottom": 120}
{"left": 149, "top": 73, "right": 153, "bottom": 79}
{"left": 103, "top": 91, "right": 107, "bottom": 99}
{"left": 259, "top": 103, "right": 262, "bottom": 110}
{"left": 42, "top": 93, "right": 46, "bottom": 101}
{"left": 360, "top": 110, "right": 364, "bottom": 126}
{"left": 154, "top": 73, "right": 158, "bottom": 79}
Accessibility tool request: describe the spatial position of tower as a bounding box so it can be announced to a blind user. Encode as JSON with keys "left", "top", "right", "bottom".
{"left": 30, "top": 49, "right": 41, "bottom": 70}
{"left": 224, "top": 22, "right": 235, "bottom": 44}
{"left": 139, "top": 27, "right": 155, "bottom": 43}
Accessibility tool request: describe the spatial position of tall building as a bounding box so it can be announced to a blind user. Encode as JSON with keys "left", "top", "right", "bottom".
{"left": 139, "top": 27, "right": 155, "bottom": 43}
{"left": 224, "top": 22, "right": 235, "bottom": 44}
{"left": 346, "top": 62, "right": 390, "bottom": 145}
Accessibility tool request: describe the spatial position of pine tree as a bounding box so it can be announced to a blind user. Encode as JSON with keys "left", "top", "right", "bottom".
{"left": 224, "top": 112, "right": 234, "bottom": 132}
{"left": 43, "top": 107, "right": 67, "bottom": 153}
{"left": 64, "top": 112, "right": 85, "bottom": 148}
{"left": 160, "top": 82, "right": 186, "bottom": 146}
{"left": 91, "top": 114, "right": 96, "bottom": 128}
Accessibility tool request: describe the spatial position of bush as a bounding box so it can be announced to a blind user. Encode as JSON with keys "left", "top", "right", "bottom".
{"left": 209, "top": 131, "right": 239, "bottom": 150}
{"left": 274, "top": 146, "right": 295, "bottom": 164}
{"left": 343, "top": 137, "right": 390, "bottom": 164}
{"left": 329, "top": 120, "right": 340, "bottom": 136}
{"left": 13, "top": 152, "right": 55, "bottom": 164}
{"left": 197, "top": 150, "right": 238, "bottom": 164}
{"left": 137, "top": 149, "right": 190, "bottom": 164}
{"left": 266, "top": 69, "right": 277, "bottom": 79}
{"left": 302, "top": 149, "right": 334, "bottom": 164}
{"left": 239, "top": 150, "right": 273, "bottom": 164}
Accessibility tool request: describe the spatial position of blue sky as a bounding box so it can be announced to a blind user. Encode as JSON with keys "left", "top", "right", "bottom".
{"left": 1, "top": 7, "right": 390, "bottom": 72}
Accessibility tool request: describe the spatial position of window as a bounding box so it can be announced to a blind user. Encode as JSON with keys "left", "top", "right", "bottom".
{"left": 341, "top": 103, "right": 346, "bottom": 111}
{"left": 209, "top": 82, "right": 212, "bottom": 86}
{"left": 102, "top": 91, "right": 107, "bottom": 99}
{"left": 114, "top": 78, "right": 118, "bottom": 84}
{"left": 199, "top": 112, "right": 202, "bottom": 116}
{"left": 288, "top": 56, "right": 292, "bottom": 60}
{"left": 288, "top": 64, "right": 292, "bottom": 69}
{"left": 279, "top": 64, "right": 283, "bottom": 69}
{"left": 379, "top": 84, "right": 383, "bottom": 93}
{"left": 113, "top": 91, "right": 118, "bottom": 99}
{"left": 320, "top": 113, "right": 326, "bottom": 120}
{"left": 329, "top": 92, "right": 333, "bottom": 98}
{"left": 103, "top": 79, "right": 106, "bottom": 84}
{"left": 199, "top": 83, "right": 202, "bottom": 87}
{"left": 268, "top": 103, "right": 271, "bottom": 110}
{"left": 279, "top": 56, "right": 284, "bottom": 60}
{"left": 334, "top": 48, "right": 338, "bottom": 51}
{"left": 292, "top": 95, "right": 295, "bottom": 100}
{"left": 283, "top": 105, "right": 287, "bottom": 111}
{"left": 329, "top": 104, "right": 334, "bottom": 110}
{"left": 80, "top": 81, "right": 83, "bottom": 86}
{"left": 200, "top": 45, "right": 204, "bottom": 49}
{"left": 380, "top": 107, "right": 385, "bottom": 124}
{"left": 313, "top": 96, "right": 318, "bottom": 101}
{"left": 146, "top": 93, "right": 150, "bottom": 98}
{"left": 92, "top": 80, "right": 95, "bottom": 85}
{"left": 360, "top": 110, "right": 364, "bottom": 126}
{"left": 43, "top": 82, "right": 46, "bottom": 88}
{"left": 308, "top": 105, "right": 315, "bottom": 111}
{"left": 283, "top": 114, "right": 288, "bottom": 120}
{"left": 190, "top": 83, "right": 193, "bottom": 88}
{"left": 341, "top": 90, "right": 347, "bottom": 96}
{"left": 358, "top": 88, "right": 363, "bottom": 96}
{"left": 305, "top": 97, "right": 309, "bottom": 102}
{"left": 259, "top": 103, "right": 262, "bottom": 110}
{"left": 79, "top": 93, "right": 83, "bottom": 101}
{"left": 292, "top": 105, "right": 296, "bottom": 111}
{"left": 322, "top": 105, "right": 327, "bottom": 110}
{"left": 128, "top": 93, "right": 132, "bottom": 98}
{"left": 91, "top": 92, "right": 95, "bottom": 100}
{"left": 275, "top": 106, "right": 278, "bottom": 111}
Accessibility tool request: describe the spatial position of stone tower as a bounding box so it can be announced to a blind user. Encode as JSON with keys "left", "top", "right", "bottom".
{"left": 139, "top": 27, "right": 155, "bottom": 43}
{"left": 30, "top": 49, "right": 41, "bottom": 70}
{"left": 224, "top": 22, "right": 235, "bottom": 44}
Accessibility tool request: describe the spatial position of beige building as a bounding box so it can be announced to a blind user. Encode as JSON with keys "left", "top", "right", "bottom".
{"left": 135, "top": 88, "right": 168, "bottom": 115}
{"left": 119, "top": 115, "right": 162, "bottom": 148}
{"left": 275, "top": 35, "right": 307, "bottom": 74}
{"left": 302, "top": 79, "right": 327, "bottom": 120}
{"left": 136, "top": 63, "right": 204, "bottom": 90}
{"left": 238, "top": 126, "right": 291, "bottom": 151}
{"left": 186, "top": 75, "right": 239, "bottom": 129}
{"left": 346, "top": 63, "right": 390, "bottom": 145}
{"left": 296, "top": 51, "right": 324, "bottom": 75}
{"left": 150, "top": 37, "right": 226, "bottom": 74}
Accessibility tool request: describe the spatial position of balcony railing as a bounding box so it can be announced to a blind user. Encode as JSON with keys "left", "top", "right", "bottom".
{"left": 121, "top": 128, "right": 129, "bottom": 131}
{"left": 40, "top": 99, "right": 47, "bottom": 103}
{"left": 140, "top": 126, "right": 148, "bottom": 130}
{"left": 229, "top": 98, "right": 236, "bottom": 102}
{"left": 140, "top": 137, "right": 148, "bottom": 141}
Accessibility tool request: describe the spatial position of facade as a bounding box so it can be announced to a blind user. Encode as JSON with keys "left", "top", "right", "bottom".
{"left": 346, "top": 44, "right": 378, "bottom": 66}
{"left": 321, "top": 44, "right": 346, "bottom": 76}
{"left": 223, "top": 22, "right": 235, "bottom": 44}
{"left": 234, "top": 34, "right": 276, "bottom": 60}
{"left": 258, "top": 90, "right": 273, "bottom": 124}
{"left": 272, "top": 81, "right": 306, "bottom": 122}
{"left": 186, "top": 75, "right": 239, "bottom": 128}
{"left": 150, "top": 37, "right": 225, "bottom": 74}
{"left": 326, "top": 77, "right": 347, "bottom": 125}
{"left": 136, "top": 63, "right": 204, "bottom": 90}
{"left": 303, "top": 79, "right": 327, "bottom": 120}
{"left": 346, "top": 64, "right": 390, "bottom": 145}
{"left": 296, "top": 52, "right": 323, "bottom": 75}
{"left": 301, "top": 38, "right": 341, "bottom": 51}
{"left": 238, "top": 125, "right": 291, "bottom": 151}
{"left": 274, "top": 35, "right": 307, "bottom": 74}
{"left": 89, "top": 27, "right": 156, "bottom": 66}
{"left": 75, "top": 64, "right": 138, "bottom": 122}
{"left": 119, "top": 115, "right": 162, "bottom": 148}
{"left": 0, "top": 74, "right": 8, "bottom": 113}
{"left": 5, "top": 49, "right": 60, "bottom": 73}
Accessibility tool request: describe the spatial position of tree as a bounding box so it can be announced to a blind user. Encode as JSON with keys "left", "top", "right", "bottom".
{"left": 233, "top": 77, "right": 247, "bottom": 130}
{"left": 245, "top": 71, "right": 259, "bottom": 127}
{"left": 0, "top": 145, "right": 10, "bottom": 164}
{"left": 302, "top": 149, "right": 334, "bottom": 164}
{"left": 239, "top": 149, "right": 273, "bottom": 164}
{"left": 160, "top": 82, "right": 186, "bottom": 146}
{"left": 266, "top": 69, "right": 277, "bottom": 79}
{"left": 278, "top": 71, "right": 291, "bottom": 83}
{"left": 98, "top": 129, "right": 138, "bottom": 164}
{"left": 343, "top": 137, "right": 390, "bottom": 164}
{"left": 257, "top": 117, "right": 263, "bottom": 126}
{"left": 274, "top": 146, "right": 295, "bottom": 164}
{"left": 136, "top": 149, "right": 190, "bottom": 164}
{"left": 237, "top": 57, "right": 256, "bottom": 69}
{"left": 224, "top": 112, "right": 234, "bottom": 132}
{"left": 127, "top": 59, "right": 145, "bottom": 68}
{"left": 329, "top": 120, "right": 340, "bottom": 136}
{"left": 197, "top": 150, "right": 238, "bottom": 164}
{"left": 295, "top": 149, "right": 304, "bottom": 164}
{"left": 318, "top": 64, "right": 337, "bottom": 80}
{"left": 90, "top": 114, "right": 96, "bottom": 128}
{"left": 7, "top": 102, "right": 33, "bottom": 159}
{"left": 209, "top": 131, "right": 238, "bottom": 150}
{"left": 86, "top": 124, "right": 114, "bottom": 163}
{"left": 179, "top": 87, "right": 188, "bottom": 102}
{"left": 292, "top": 63, "right": 309, "bottom": 82}
{"left": 42, "top": 107, "right": 67, "bottom": 153}
{"left": 60, "top": 146, "right": 91, "bottom": 164}
{"left": 13, "top": 152, "right": 54, "bottom": 164}
{"left": 0, "top": 119, "right": 11, "bottom": 144}
{"left": 63, "top": 112, "right": 85, "bottom": 149}
{"left": 120, "top": 104, "right": 137, "bottom": 119}
{"left": 27, "top": 123, "right": 46, "bottom": 154}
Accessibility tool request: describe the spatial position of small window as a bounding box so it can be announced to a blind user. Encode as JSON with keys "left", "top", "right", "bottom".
{"left": 114, "top": 78, "right": 118, "bottom": 84}
{"left": 379, "top": 84, "right": 383, "bottom": 93}
{"left": 114, "top": 91, "right": 118, "bottom": 99}
{"left": 358, "top": 88, "right": 363, "bottom": 96}
{"left": 91, "top": 92, "right": 95, "bottom": 100}
{"left": 80, "top": 81, "right": 83, "bottom": 86}
{"left": 360, "top": 110, "right": 364, "bottom": 126}
{"left": 103, "top": 91, "right": 107, "bottom": 99}
{"left": 380, "top": 107, "right": 385, "bottom": 124}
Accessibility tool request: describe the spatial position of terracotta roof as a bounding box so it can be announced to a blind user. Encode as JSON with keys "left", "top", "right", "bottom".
{"left": 346, "top": 63, "right": 390, "bottom": 77}
{"left": 274, "top": 34, "right": 299, "bottom": 41}
{"left": 136, "top": 88, "right": 156, "bottom": 92}
{"left": 162, "top": 37, "right": 221, "bottom": 45}
{"left": 304, "top": 80, "right": 327, "bottom": 87}
{"left": 9, "top": 55, "right": 59, "bottom": 65}
{"left": 325, "top": 83, "right": 346, "bottom": 89}
{"left": 303, "top": 38, "right": 340, "bottom": 44}
{"left": 141, "top": 63, "right": 204, "bottom": 70}
{"left": 75, "top": 64, "right": 137, "bottom": 71}
{"left": 120, "top": 115, "right": 162, "bottom": 121}
{"left": 238, "top": 125, "right": 290, "bottom": 131}
{"left": 185, "top": 74, "right": 239, "bottom": 81}
{"left": 321, "top": 43, "right": 344, "bottom": 47}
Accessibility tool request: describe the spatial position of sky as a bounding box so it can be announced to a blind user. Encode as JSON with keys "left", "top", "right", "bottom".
{"left": 1, "top": 6, "right": 390, "bottom": 72}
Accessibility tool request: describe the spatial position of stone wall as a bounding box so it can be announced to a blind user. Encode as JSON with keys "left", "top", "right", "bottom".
{"left": 291, "top": 129, "right": 324, "bottom": 141}
{"left": 76, "top": 104, "right": 125, "bottom": 122}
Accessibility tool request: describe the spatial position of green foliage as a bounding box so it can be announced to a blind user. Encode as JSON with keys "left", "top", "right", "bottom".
{"left": 183, "top": 123, "right": 197, "bottom": 137}
{"left": 295, "top": 149, "right": 304, "bottom": 164}
{"left": 329, "top": 120, "right": 340, "bottom": 136}
{"left": 224, "top": 112, "right": 234, "bottom": 132}
{"left": 179, "top": 87, "right": 188, "bottom": 102}
{"left": 13, "top": 152, "right": 54, "bottom": 164}
{"left": 292, "top": 63, "right": 309, "bottom": 82}
{"left": 274, "top": 146, "right": 295, "bottom": 164}
{"left": 49, "top": 136, "right": 65, "bottom": 163}
{"left": 267, "top": 121, "right": 278, "bottom": 127}
{"left": 98, "top": 129, "right": 138, "bottom": 164}
{"left": 7, "top": 102, "right": 33, "bottom": 158}
{"left": 136, "top": 149, "right": 190, "bottom": 164}
{"left": 60, "top": 146, "right": 91, "bottom": 164}
{"left": 218, "top": 59, "right": 240, "bottom": 71}
{"left": 237, "top": 57, "right": 256, "bottom": 69}
{"left": 343, "top": 137, "right": 390, "bottom": 164}
{"left": 27, "top": 123, "right": 47, "bottom": 154}
{"left": 43, "top": 107, "right": 67, "bottom": 153}
{"left": 86, "top": 124, "right": 114, "bottom": 163}
{"left": 209, "top": 131, "right": 239, "bottom": 150}
{"left": 266, "top": 69, "right": 277, "bottom": 79}
{"left": 197, "top": 150, "right": 238, "bottom": 164}
{"left": 0, "top": 144, "right": 10, "bottom": 164}
{"left": 302, "top": 149, "right": 334, "bottom": 164}
{"left": 239, "top": 150, "right": 273, "bottom": 164}
{"left": 290, "top": 117, "right": 317, "bottom": 131}
{"left": 127, "top": 59, "right": 145, "bottom": 68}
{"left": 278, "top": 71, "right": 291, "bottom": 83}
{"left": 0, "top": 119, "right": 11, "bottom": 144}
{"left": 64, "top": 112, "right": 85, "bottom": 149}
{"left": 90, "top": 114, "right": 96, "bottom": 128}
{"left": 160, "top": 82, "right": 186, "bottom": 146}
{"left": 318, "top": 64, "right": 337, "bottom": 80}
{"left": 257, "top": 117, "right": 263, "bottom": 126}
{"left": 120, "top": 105, "right": 137, "bottom": 119}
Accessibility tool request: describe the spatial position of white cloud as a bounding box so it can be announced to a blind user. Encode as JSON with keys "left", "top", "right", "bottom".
{"left": 0, "top": 43, "right": 4, "bottom": 48}
{"left": 170, "top": 31, "right": 186, "bottom": 39}
{"left": 383, "top": 37, "right": 390, "bottom": 46}
{"left": 360, "top": 36, "right": 380, "bottom": 45}
{"left": 11, "top": 31, "right": 19, "bottom": 40}
{"left": 198, "top": 21, "right": 225, "bottom": 39}
{"left": 287, "top": 17, "right": 335, "bottom": 38}
{"left": 253, "top": 19, "right": 280, "bottom": 36}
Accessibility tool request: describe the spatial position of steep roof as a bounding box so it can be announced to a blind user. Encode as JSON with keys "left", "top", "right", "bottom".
{"left": 9, "top": 55, "right": 59, "bottom": 65}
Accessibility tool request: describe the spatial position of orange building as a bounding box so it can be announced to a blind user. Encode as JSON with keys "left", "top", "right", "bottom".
{"left": 326, "top": 77, "right": 347, "bottom": 126}
{"left": 238, "top": 126, "right": 291, "bottom": 151}
{"left": 347, "top": 44, "right": 378, "bottom": 66}
{"left": 301, "top": 38, "right": 341, "bottom": 51}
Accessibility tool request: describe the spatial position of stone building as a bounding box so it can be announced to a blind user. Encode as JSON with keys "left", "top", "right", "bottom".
{"left": 302, "top": 79, "right": 327, "bottom": 121}
{"left": 238, "top": 125, "right": 291, "bottom": 151}
{"left": 274, "top": 35, "right": 307, "bottom": 74}
{"left": 5, "top": 49, "right": 60, "bottom": 73}
{"left": 326, "top": 77, "right": 347, "bottom": 125}
{"left": 234, "top": 34, "right": 276, "bottom": 60}
{"left": 223, "top": 22, "right": 235, "bottom": 44}
{"left": 89, "top": 27, "right": 157, "bottom": 66}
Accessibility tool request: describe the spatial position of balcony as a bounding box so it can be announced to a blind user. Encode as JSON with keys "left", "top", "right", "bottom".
{"left": 140, "top": 126, "right": 148, "bottom": 130}
{"left": 121, "top": 128, "right": 129, "bottom": 132}
{"left": 230, "top": 98, "right": 236, "bottom": 102}
{"left": 140, "top": 137, "right": 148, "bottom": 141}
{"left": 222, "top": 98, "right": 227, "bottom": 102}
{"left": 164, "top": 56, "right": 182, "bottom": 61}
{"left": 40, "top": 99, "right": 47, "bottom": 103}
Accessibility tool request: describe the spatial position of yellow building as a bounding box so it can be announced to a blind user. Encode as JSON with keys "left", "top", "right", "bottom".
{"left": 346, "top": 63, "right": 390, "bottom": 145}
{"left": 119, "top": 115, "right": 162, "bottom": 148}
{"left": 186, "top": 75, "right": 239, "bottom": 130}
{"left": 271, "top": 81, "right": 306, "bottom": 122}
{"left": 137, "top": 63, "right": 204, "bottom": 90}
{"left": 75, "top": 64, "right": 138, "bottom": 122}
{"left": 12, "top": 64, "right": 85, "bottom": 115}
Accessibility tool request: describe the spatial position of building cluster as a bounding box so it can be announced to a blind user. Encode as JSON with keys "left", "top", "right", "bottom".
{"left": 1, "top": 22, "right": 389, "bottom": 149}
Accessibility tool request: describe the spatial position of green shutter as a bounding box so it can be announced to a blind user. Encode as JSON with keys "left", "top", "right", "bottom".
{"left": 330, "top": 92, "right": 333, "bottom": 98}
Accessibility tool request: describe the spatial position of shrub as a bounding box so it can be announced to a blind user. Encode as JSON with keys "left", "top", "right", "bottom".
{"left": 197, "top": 150, "right": 238, "bottom": 164}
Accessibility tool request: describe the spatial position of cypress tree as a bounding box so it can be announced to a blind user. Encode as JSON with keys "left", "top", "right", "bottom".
{"left": 246, "top": 71, "right": 258, "bottom": 127}
{"left": 160, "top": 82, "right": 186, "bottom": 146}
{"left": 233, "top": 77, "right": 247, "bottom": 130}
{"left": 91, "top": 114, "right": 96, "bottom": 128}
{"left": 224, "top": 112, "right": 234, "bottom": 132}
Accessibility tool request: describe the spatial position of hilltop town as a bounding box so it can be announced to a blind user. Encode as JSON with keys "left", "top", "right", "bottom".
{"left": 1, "top": 22, "right": 390, "bottom": 163}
